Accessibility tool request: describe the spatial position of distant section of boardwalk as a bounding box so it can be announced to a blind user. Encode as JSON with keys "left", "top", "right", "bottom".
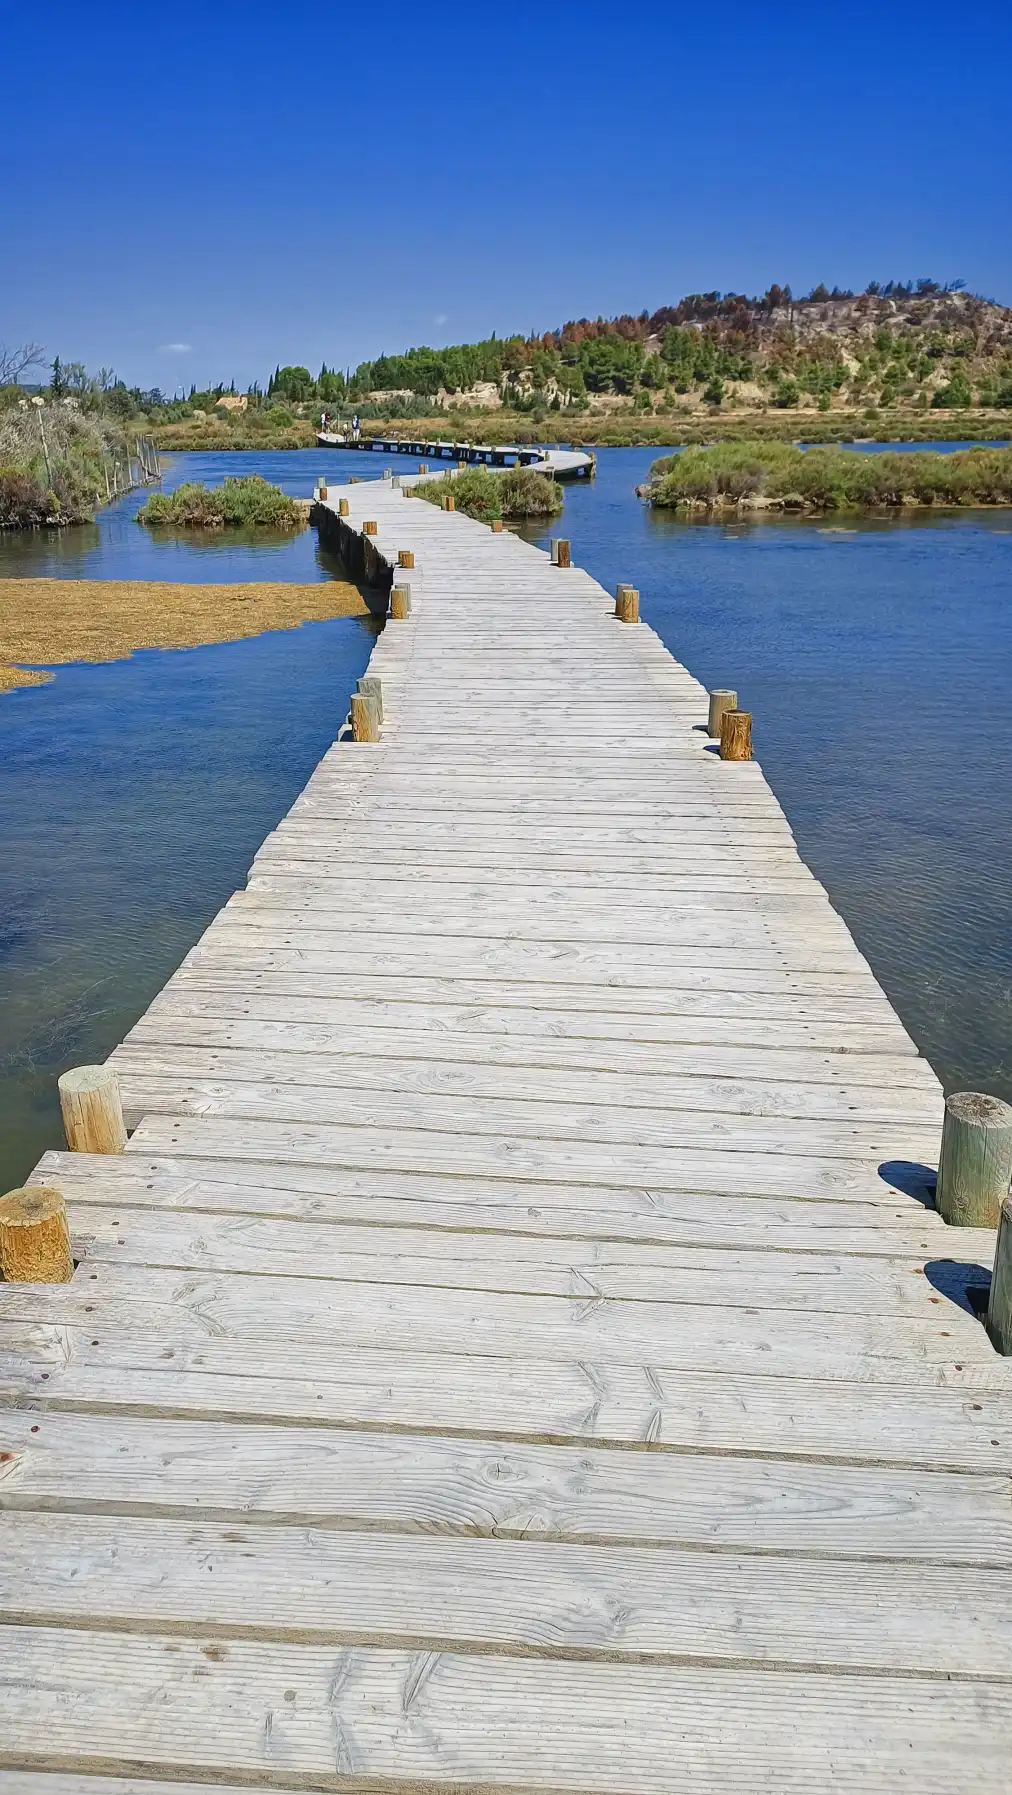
{"left": 3, "top": 475, "right": 1012, "bottom": 1793}
{"left": 319, "top": 430, "right": 596, "bottom": 478}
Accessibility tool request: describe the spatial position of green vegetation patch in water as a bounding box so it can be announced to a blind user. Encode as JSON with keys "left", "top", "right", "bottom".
{"left": 415, "top": 465, "right": 563, "bottom": 522}
{"left": 139, "top": 475, "right": 305, "bottom": 531}
{"left": 644, "top": 442, "right": 1012, "bottom": 511}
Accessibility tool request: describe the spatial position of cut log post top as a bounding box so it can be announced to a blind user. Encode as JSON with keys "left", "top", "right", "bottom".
{"left": 719, "top": 709, "right": 753, "bottom": 762}
{"left": 357, "top": 676, "right": 383, "bottom": 721}
{"left": 707, "top": 689, "right": 738, "bottom": 739}
{"left": 615, "top": 585, "right": 640, "bottom": 624}
{"left": 390, "top": 585, "right": 412, "bottom": 620}
{"left": 338, "top": 498, "right": 350, "bottom": 516}
{"left": 398, "top": 549, "right": 415, "bottom": 568}
{"left": 350, "top": 691, "right": 381, "bottom": 742}
{"left": 58, "top": 1064, "right": 127, "bottom": 1155}
{"left": 936, "top": 1090, "right": 1012, "bottom": 1229}
{"left": 363, "top": 520, "right": 378, "bottom": 535}
{"left": 987, "top": 1195, "right": 1012, "bottom": 1354}
{"left": 0, "top": 1186, "right": 74, "bottom": 1284}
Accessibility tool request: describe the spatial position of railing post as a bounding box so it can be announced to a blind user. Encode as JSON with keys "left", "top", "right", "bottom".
{"left": 707, "top": 690, "right": 738, "bottom": 738}
{"left": 0, "top": 1187, "right": 74, "bottom": 1283}
{"left": 351, "top": 692, "right": 381, "bottom": 742}
{"left": 936, "top": 1092, "right": 1012, "bottom": 1227}
{"left": 615, "top": 585, "right": 639, "bottom": 623}
{"left": 986, "top": 1197, "right": 1012, "bottom": 1353}
{"left": 719, "top": 710, "right": 753, "bottom": 761}
{"left": 357, "top": 676, "right": 383, "bottom": 721}
{"left": 58, "top": 1065, "right": 127, "bottom": 1154}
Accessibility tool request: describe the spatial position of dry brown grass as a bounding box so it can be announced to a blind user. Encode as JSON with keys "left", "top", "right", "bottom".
{"left": 0, "top": 578, "right": 370, "bottom": 694}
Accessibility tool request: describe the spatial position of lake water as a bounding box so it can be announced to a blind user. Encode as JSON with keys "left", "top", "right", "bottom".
{"left": 1, "top": 445, "right": 1010, "bottom": 1189}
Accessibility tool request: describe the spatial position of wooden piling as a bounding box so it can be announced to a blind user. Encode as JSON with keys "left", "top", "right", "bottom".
{"left": 318, "top": 479, "right": 328, "bottom": 501}
{"left": 0, "top": 1186, "right": 74, "bottom": 1284}
{"left": 443, "top": 496, "right": 455, "bottom": 512}
{"left": 550, "top": 540, "right": 572, "bottom": 569}
{"left": 491, "top": 519, "right": 503, "bottom": 533}
{"left": 615, "top": 585, "right": 639, "bottom": 624}
{"left": 338, "top": 498, "right": 350, "bottom": 517}
{"left": 58, "top": 1065, "right": 127, "bottom": 1154}
{"left": 707, "top": 689, "right": 738, "bottom": 739}
{"left": 419, "top": 462, "right": 428, "bottom": 473}
{"left": 398, "top": 550, "right": 415, "bottom": 568}
{"left": 351, "top": 692, "right": 381, "bottom": 742}
{"left": 390, "top": 585, "right": 412, "bottom": 620}
{"left": 363, "top": 520, "right": 378, "bottom": 535}
{"left": 357, "top": 676, "right": 383, "bottom": 721}
{"left": 935, "top": 1091, "right": 1012, "bottom": 1228}
{"left": 719, "top": 710, "right": 753, "bottom": 761}
{"left": 986, "top": 1197, "right": 1012, "bottom": 1353}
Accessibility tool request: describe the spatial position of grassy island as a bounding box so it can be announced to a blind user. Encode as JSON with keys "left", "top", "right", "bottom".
{"left": 415, "top": 465, "right": 563, "bottom": 523}
{"left": 137, "top": 476, "right": 305, "bottom": 531}
{"left": 643, "top": 442, "right": 1012, "bottom": 512}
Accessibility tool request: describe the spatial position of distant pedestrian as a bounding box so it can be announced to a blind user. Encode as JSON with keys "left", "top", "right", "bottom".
{"left": 352, "top": 413, "right": 360, "bottom": 440}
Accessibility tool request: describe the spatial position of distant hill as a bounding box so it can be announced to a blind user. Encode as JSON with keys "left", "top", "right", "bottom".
{"left": 334, "top": 281, "right": 1012, "bottom": 417}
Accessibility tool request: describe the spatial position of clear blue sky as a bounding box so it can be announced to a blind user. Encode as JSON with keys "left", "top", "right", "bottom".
{"left": 6, "top": 0, "right": 1010, "bottom": 392}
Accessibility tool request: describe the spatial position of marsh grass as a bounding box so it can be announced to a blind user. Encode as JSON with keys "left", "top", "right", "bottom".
{"left": 646, "top": 442, "right": 1012, "bottom": 510}
{"left": 415, "top": 465, "right": 563, "bottom": 522}
{"left": 138, "top": 476, "right": 304, "bottom": 531}
{"left": 0, "top": 577, "right": 369, "bottom": 694}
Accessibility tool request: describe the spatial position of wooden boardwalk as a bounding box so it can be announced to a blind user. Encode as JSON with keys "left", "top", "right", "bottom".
{"left": 2, "top": 478, "right": 1011, "bottom": 1793}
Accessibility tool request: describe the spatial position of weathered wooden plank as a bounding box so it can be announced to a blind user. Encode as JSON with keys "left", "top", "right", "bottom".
{"left": 2, "top": 1627, "right": 1012, "bottom": 1793}
{"left": 2, "top": 1412, "right": 1010, "bottom": 1559}
{"left": 4, "top": 1513, "right": 1011, "bottom": 1676}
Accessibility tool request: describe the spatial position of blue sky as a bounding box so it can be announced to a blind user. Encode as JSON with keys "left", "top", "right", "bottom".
{"left": 6, "top": 0, "right": 1010, "bottom": 391}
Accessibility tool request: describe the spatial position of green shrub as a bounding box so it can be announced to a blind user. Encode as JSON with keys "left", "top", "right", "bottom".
{"left": 646, "top": 442, "right": 1012, "bottom": 510}
{"left": 415, "top": 464, "right": 563, "bottom": 522}
{"left": 0, "top": 469, "right": 59, "bottom": 528}
{"left": 138, "top": 475, "right": 303, "bottom": 530}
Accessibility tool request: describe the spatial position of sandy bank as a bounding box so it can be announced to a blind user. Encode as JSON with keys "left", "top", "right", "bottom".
{"left": 0, "top": 578, "right": 370, "bottom": 694}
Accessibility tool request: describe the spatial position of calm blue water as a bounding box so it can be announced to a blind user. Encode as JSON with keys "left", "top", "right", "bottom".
{"left": 1, "top": 445, "right": 1010, "bottom": 1188}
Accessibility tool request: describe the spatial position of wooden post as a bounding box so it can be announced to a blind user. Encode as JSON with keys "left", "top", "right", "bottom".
{"left": 419, "top": 462, "right": 429, "bottom": 473}
{"left": 0, "top": 1187, "right": 74, "bottom": 1284}
{"left": 318, "top": 479, "right": 328, "bottom": 500}
{"left": 382, "top": 468, "right": 392, "bottom": 479}
{"left": 491, "top": 519, "right": 503, "bottom": 533}
{"left": 350, "top": 692, "right": 380, "bottom": 742}
{"left": 58, "top": 1065, "right": 127, "bottom": 1154}
{"left": 935, "top": 1091, "right": 1012, "bottom": 1228}
{"left": 398, "top": 549, "right": 415, "bottom": 568}
{"left": 357, "top": 676, "right": 383, "bottom": 721}
{"left": 615, "top": 586, "right": 639, "bottom": 623}
{"left": 457, "top": 460, "right": 467, "bottom": 470}
{"left": 363, "top": 520, "right": 377, "bottom": 535}
{"left": 707, "top": 689, "right": 738, "bottom": 739}
{"left": 719, "top": 710, "right": 752, "bottom": 761}
{"left": 443, "top": 495, "right": 455, "bottom": 512}
{"left": 986, "top": 1197, "right": 1012, "bottom": 1354}
{"left": 338, "top": 498, "right": 350, "bottom": 516}
{"left": 390, "top": 584, "right": 412, "bottom": 619}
